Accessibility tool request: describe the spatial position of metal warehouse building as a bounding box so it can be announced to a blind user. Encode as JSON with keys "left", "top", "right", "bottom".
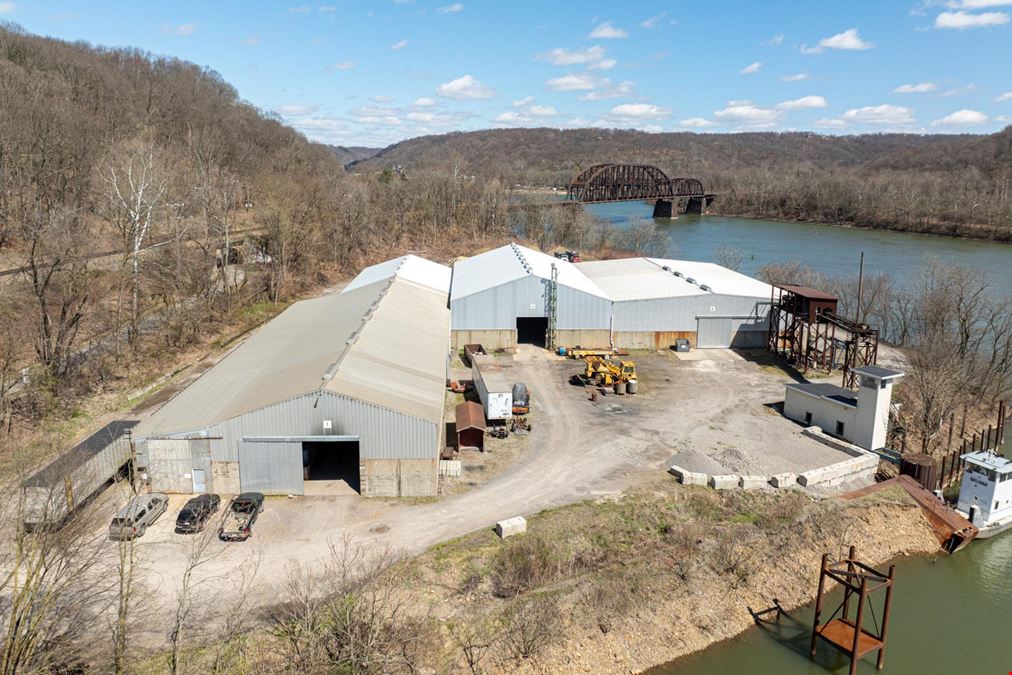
{"left": 134, "top": 255, "right": 452, "bottom": 497}
{"left": 577, "top": 257, "right": 773, "bottom": 349}
{"left": 450, "top": 243, "right": 612, "bottom": 349}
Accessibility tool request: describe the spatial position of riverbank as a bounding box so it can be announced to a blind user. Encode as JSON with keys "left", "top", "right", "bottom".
{"left": 707, "top": 209, "right": 1012, "bottom": 245}
{"left": 171, "top": 480, "right": 940, "bottom": 674}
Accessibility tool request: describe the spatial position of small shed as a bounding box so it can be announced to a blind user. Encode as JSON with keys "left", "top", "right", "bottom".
{"left": 455, "top": 401, "right": 486, "bottom": 452}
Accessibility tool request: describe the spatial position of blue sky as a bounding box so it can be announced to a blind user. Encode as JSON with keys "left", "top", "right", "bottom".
{"left": 3, "top": 1, "right": 1011, "bottom": 146}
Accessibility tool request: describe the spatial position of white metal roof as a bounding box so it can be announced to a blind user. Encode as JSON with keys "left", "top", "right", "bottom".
{"left": 344, "top": 254, "right": 452, "bottom": 294}
{"left": 450, "top": 242, "right": 609, "bottom": 301}
{"left": 576, "top": 258, "right": 708, "bottom": 301}
{"left": 647, "top": 258, "right": 773, "bottom": 298}
{"left": 136, "top": 276, "right": 449, "bottom": 437}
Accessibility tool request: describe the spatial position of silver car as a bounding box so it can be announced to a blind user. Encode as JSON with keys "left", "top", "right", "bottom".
{"left": 109, "top": 493, "right": 169, "bottom": 540}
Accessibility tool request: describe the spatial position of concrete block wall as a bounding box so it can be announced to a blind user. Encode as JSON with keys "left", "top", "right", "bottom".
{"left": 451, "top": 330, "right": 516, "bottom": 350}
{"left": 361, "top": 458, "right": 439, "bottom": 497}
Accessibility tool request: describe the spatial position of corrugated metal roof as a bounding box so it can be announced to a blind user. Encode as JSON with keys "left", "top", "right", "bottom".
{"left": 576, "top": 258, "right": 708, "bottom": 301}
{"left": 775, "top": 284, "right": 838, "bottom": 301}
{"left": 343, "top": 254, "right": 452, "bottom": 294}
{"left": 450, "top": 242, "right": 609, "bottom": 301}
{"left": 647, "top": 258, "right": 773, "bottom": 298}
{"left": 324, "top": 278, "right": 449, "bottom": 422}
{"left": 455, "top": 401, "right": 485, "bottom": 431}
{"left": 136, "top": 274, "right": 450, "bottom": 437}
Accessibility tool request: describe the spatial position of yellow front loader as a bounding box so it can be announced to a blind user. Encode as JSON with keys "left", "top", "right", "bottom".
{"left": 583, "top": 356, "right": 637, "bottom": 386}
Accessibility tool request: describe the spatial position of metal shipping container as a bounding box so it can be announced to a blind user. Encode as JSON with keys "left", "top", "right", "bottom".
{"left": 471, "top": 355, "right": 513, "bottom": 420}
{"left": 21, "top": 421, "right": 138, "bottom": 529}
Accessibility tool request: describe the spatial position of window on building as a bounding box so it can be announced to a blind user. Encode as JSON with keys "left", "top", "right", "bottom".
{"left": 835, "top": 420, "right": 845, "bottom": 436}
{"left": 804, "top": 412, "right": 812, "bottom": 425}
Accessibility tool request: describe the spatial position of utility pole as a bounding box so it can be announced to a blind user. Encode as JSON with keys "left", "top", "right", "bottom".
{"left": 547, "top": 263, "right": 558, "bottom": 351}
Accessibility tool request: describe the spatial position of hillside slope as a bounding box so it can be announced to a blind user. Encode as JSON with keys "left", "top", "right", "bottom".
{"left": 348, "top": 127, "right": 1010, "bottom": 185}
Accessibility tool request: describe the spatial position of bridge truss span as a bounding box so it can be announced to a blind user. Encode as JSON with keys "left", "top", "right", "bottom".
{"left": 566, "top": 163, "right": 714, "bottom": 215}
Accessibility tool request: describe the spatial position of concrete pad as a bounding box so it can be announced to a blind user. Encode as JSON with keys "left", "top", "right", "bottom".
{"left": 738, "top": 475, "right": 771, "bottom": 490}
{"left": 709, "top": 474, "right": 740, "bottom": 490}
{"left": 495, "top": 516, "right": 527, "bottom": 539}
{"left": 668, "top": 464, "right": 708, "bottom": 486}
{"left": 769, "top": 472, "right": 797, "bottom": 488}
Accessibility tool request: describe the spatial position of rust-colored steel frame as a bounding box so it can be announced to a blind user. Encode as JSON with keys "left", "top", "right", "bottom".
{"left": 567, "top": 163, "right": 707, "bottom": 203}
{"left": 811, "top": 546, "right": 895, "bottom": 675}
{"left": 767, "top": 286, "right": 879, "bottom": 388}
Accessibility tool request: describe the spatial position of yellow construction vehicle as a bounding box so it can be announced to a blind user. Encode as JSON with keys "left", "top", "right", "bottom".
{"left": 583, "top": 356, "right": 637, "bottom": 386}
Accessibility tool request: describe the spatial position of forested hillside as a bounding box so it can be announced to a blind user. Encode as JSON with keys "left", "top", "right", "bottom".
{"left": 352, "top": 127, "right": 1012, "bottom": 240}
{"left": 326, "top": 144, "right": 381, "bottom": 167}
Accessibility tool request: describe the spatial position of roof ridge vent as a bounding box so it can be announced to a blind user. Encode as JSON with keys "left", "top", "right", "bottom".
{"left": 672, "top": 270, "right": 683, "bottom": 277}
{"left": 512, "top": 242, "right": 533, "bottom": 275}
{"left": 686, "top": 277, "right": 697, "bottom": 285}
{"left": 699, "top": 284, "right": 712, "bottom": 292}
{"left": 321, "top": 277, "right": 394, "bottom": 388}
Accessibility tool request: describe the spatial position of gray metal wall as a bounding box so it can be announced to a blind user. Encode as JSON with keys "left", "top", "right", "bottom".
{"left": 611, "top": 294, "right": 769, "bottom": 332}
{"left": 451, "top": 276, "right": 611, "bottom": 330}
{"left": 696, "top": 315, "right": 768, "bottom": 348}
{"left": 238, "top": 441, "right": 304, "bottom": 495}
{"left": 199, "top": 391, "right": 437, "bottom": 463}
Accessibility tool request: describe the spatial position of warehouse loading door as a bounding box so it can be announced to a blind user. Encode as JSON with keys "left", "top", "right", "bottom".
{"left": 302, "top": 441, "right": 360, "bottom": 495}
{"left": 516, "top": 317, "right": 548, "bottom": 347}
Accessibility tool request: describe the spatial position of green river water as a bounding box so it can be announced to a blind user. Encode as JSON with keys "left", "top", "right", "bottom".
{"left": 584, "top": 203, "right": 1012, "bottom": 673}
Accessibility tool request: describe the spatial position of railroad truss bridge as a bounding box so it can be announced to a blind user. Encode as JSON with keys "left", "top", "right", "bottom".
{"left": 567, "top": 163, "right": 715, "bottom": 217}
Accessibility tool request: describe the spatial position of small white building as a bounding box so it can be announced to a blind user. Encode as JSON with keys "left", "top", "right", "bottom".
{"left": 956, "top": 451, "right": 1012, "bottom": 536}
{"left": 783, "top": 366, "right": 904, "bottom": 451}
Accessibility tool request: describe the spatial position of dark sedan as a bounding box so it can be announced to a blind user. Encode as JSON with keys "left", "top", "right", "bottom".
{"left": 174, "top": 493, "right": 222, "bottom": 534}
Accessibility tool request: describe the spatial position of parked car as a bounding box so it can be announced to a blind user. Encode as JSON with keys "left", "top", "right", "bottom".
{"left": 218, "top": 492, "right": 264, "bottom": 542}
{"left": 109, "top": 493, "right": 169, "bottom": 540}
{"left": 174, "top": 493, "right": 222, "bottom": 534}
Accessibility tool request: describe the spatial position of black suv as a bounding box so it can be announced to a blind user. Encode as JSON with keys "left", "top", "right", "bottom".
{"left": 174, "top": 493, "right": 222, "bottom": 534}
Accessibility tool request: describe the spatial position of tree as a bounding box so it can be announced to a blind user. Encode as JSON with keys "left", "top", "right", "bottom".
{"left": 101, "top": 136, "right": 169, "bottom": 344}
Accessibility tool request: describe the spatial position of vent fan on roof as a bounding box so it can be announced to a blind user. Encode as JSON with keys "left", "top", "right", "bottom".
{"left": 661, "top": 265, "right": 671, "bottom": 272}
{"left": 686, "top": 277, "right": 697, "bottom": 285}
{"left": 672, "top": 271, "right": 683, "bottom": 277}
{"left": 700, "top": 284, "right": 712, "bottom": 292}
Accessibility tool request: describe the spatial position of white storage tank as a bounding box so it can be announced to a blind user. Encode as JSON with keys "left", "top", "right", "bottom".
{"left": 471, "top": 355, "right": 513, "bottom": 421}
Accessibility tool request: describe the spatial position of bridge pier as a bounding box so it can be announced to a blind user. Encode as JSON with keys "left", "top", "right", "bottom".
{"left": 653, "top": 199, "right": 674, "bottom": 219}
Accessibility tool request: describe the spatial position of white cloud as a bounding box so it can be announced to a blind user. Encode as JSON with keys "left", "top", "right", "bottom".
{"left": 163, "top": 22, "right": 197, "bottom": 35}
{"left": 640, "top": 12, "right": 667, "bottom": 29}
{"left": 0, "top": 2, "right": 15, "bottom": 14}
{"left": 713, "top": 102, "right": 781, "bottom": 124}
{"left": 589, "top": 21, "right": 628, "bottom": 38}
{"left": 815, "top": 118, "right": 849, "bottom": 129}
{"left": 840, "top": 104, "right": 915, "bottom": 125}
{"left": 941, "top": 83, "right": 976, "bottom": 96}
{"left": 276, "top": 104, "right": 318, "bottom": 116}
{"left": 763, "top": 33, "right": 785, "bottom": 45}
{"left": 997, "top": 115, "right": 1011, "bottom": 122}
{"left": 512, "top": 96, "right": 534, "bottom": 107}
{"left": 947, "top": 0, "right": 1012, "bottom": 6}
{"left": 935, "top": 10, "right": 1009, "bottom": 27}
{"left": 777, "top": 95, "right": 828, "bottom": 110}
{"left": 609, "top": 103, "right": 669, "bottom": 119}
{"left": 932, "top": 109, "right": 990, "bottom": 125}
{"left": 740, "top": 61, "right": 762, "bottom": 75}
{"left": 331, "top": 60, "right": 355, "bottom": 71}
{"left": 349, "top": 105, "right": 402, "bottom": 126}
{"left": 529, "top": 104, "right": 558, "bottom": 117}
{"left": 801, "top": 27, "right": 873, "bottom": 53}
{"left": 372, "top": 95, "right": 394, "bottom": 103}
{"left": 413, "top": 97, "right": 436, "bottom": 107}
{"left": 579, "top": 80, "right": 635, "bottom": 100}
{"left": 996, "top": 91, "right": 1012, "bottom": 101}
{"left": 894, "top": 82, "right": 937, "bottom": 93}
{"left": 781, "top": 72, "right": 810, "bottom": 82}
{"left": 679, "top": 117, "right": 718, "bottom": 128}
{"left": 546, "top": 73, "right": 604, "bottom": 91}
{"left": 389, "top": 39, "right": 409, "bottom": 50}
{"left": 436, "top": 74, "right": 495, "bottom": 100}
{"left": 537, "top": 46, "right": 606, "bottom": 66}
{"left": 436, "top": 3, "right": 463, "bottom": 13}
{"left": 588, "top": 58, "right": 617, "bottom": 70}
{"left": 494, "top": 111, "right": 532, "bottom": 125}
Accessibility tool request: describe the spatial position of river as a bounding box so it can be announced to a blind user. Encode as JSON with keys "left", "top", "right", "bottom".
{"left": 587, "top": 202, "right": 1012, "bottom": 673}
{"left": 586, "top": 202, "right": 1012, "bottom": 297}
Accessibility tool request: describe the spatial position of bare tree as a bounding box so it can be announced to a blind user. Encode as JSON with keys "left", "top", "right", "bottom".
{"left": 102, "top": 137, "right": 169, "bottom": 344}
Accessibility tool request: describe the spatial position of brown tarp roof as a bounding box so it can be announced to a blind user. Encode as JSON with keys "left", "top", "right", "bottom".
{"left": 775, "top": 284, "right": 838, "bottom": 301}
{"left": 455, "top": 401, "right": 486, "bottom": 431}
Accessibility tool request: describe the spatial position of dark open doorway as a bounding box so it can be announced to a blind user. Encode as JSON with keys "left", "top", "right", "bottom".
{"left": 302, "top": 441, "right": 360, "bottom": 493}
{"left": 516, "top": 317, "right": 548, "bottom": 347}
